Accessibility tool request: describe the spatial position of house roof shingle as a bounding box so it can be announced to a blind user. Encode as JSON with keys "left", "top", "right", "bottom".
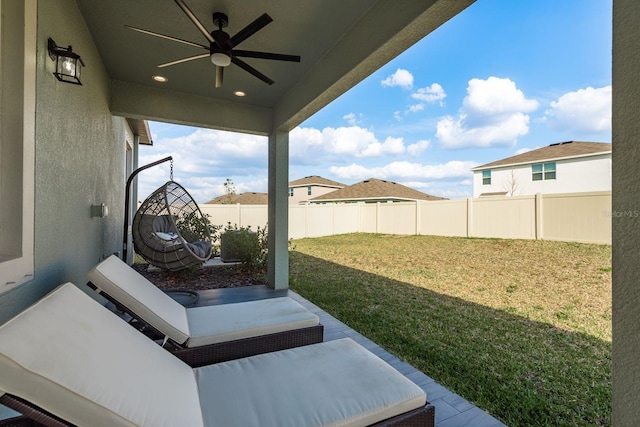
{"left": 472, "top": 141, "right": 611, "bottom": 171}
{"left": 310, "top": 178, "right": 446, "bottom": 202}
{"left": 205, "top": 192, "right": 268, "bottom": 205}
{"left": 289, "top": 175, "right": 345, "bottom": 188}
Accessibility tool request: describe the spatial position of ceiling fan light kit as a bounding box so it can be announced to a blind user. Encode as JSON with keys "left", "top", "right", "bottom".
{"left": 210, "top": 52, "right": 231, "bottom": 67}
{"left": 126, "top": 0, "right": 300, "bottom": 88}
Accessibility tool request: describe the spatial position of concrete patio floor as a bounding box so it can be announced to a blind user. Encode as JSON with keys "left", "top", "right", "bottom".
{"left": 192, "top": 285, "right": 506, "bottom": 427}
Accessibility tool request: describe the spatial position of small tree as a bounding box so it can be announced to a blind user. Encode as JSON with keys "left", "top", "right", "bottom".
{"left": 504, "top": 169, "right": 519, "bottom": 196}
{"left": 222, "top": 178, "right": 237, "bottom": 204}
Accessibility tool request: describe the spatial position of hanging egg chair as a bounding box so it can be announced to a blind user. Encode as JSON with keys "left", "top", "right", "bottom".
{"left": 133, "top": 180, "right": 212, "bottom": 271}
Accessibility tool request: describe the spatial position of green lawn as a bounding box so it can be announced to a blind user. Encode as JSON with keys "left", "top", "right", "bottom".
{"left": 289, "top": 234, "right": 611, "bottom": 427}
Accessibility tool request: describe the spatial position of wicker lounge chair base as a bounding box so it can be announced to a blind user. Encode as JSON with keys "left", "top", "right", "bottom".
{"left": 87, "top": 255, "right": 323, "bottom": 364}
{"left": 171, "top": 324, "right": 324, "bottom": 366}
{"left": 0, "top": 394, "right": 434, "bottom": 427}
{"left": 91, "top": 281, "right": 324, "bottom": 366}
{"left": 0, "top": 395, "right": 71, "bottom": 427}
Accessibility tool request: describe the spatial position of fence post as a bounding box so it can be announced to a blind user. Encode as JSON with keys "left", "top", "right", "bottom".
{"left": 415, "top": 200, "right": 421, "bottom": 235}
{"left": 535, "top": 193, "right": 542, "bottom": 240}
{"left": 466, "top": 197, "right": 473, "bottom": 238}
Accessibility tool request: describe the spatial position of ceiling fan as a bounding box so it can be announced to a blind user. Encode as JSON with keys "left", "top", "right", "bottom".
{"left": 126, "top": 0, "right": 301, "bottom": 88}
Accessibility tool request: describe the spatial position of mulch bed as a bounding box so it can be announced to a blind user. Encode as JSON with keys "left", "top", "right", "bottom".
{"left": 132, "top": 263, "right": 266, "bottom": 291}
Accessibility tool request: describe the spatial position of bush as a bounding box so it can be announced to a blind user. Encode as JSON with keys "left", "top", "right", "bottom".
{"left": 220, "top": 223, "right": 268, "bottom": 273}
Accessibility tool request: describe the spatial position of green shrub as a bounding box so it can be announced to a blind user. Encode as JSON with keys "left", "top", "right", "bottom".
{"left": 220, "top": 223, "right": 268, "bottom": 274}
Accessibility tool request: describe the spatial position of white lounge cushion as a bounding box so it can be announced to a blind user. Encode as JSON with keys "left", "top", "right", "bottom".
{"left": 87, "top": 255, "right": 191, "bottom": 344}
{"left": 196, "top": 338, "right": 426, "bottom": 427}
{"left": 186, "top": 297, "right": 319, "bottom": 347}
{"left": 0, "top": 283, "right": 204, "bottom": 427}
{"left": 88, "top": 255, "right": 319, "bottom": 348}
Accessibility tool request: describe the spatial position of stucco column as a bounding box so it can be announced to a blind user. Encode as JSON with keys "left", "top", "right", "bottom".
{"left": 612, "top": 0, "right": 640, "bottom": 424}
{"left": 267, "top": 129, "right": 289, "bottom": 289}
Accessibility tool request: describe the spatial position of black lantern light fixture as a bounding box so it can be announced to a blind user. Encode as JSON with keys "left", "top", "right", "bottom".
{"left": 48, "top": 38, "right": 85, "bottom": 85}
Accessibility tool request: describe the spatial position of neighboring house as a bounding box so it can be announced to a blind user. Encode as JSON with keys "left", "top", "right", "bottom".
{"left": 288, "top": 176, "right": 345, "bottom": 204}
{"left": 309, "top": 178, "right": 446, "bottom": 203}
{"left": 471, "top": 141, "right": 612, "bottom": 198}
{"left": 205, "top": 192, "right": 269, "bottom": 205}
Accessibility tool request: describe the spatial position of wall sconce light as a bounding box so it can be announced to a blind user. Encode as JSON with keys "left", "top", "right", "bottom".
{"left": 48, "top": 38, "right": 85, "bottom": 85}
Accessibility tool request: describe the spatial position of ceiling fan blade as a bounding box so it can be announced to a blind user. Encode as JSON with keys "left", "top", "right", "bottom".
{"left": 215, "top": 66, "right": 223, "bottom": 88}
{"left": 231, "top": 57, "right": 274, "bottom": 85}
{"left": 173, "top": 0, "right": 215, "bottom": 44}
{"left": 125, "top": 25, "right": 209, "bottom": 49}
{"left": 229, "top": 13, "right": 273, "bottom": 48}
{"left": 233, "top": 50, "right": 300, "bottom": 62}
{"left": 158, "top": 53, "right": 210, "bottom": 68}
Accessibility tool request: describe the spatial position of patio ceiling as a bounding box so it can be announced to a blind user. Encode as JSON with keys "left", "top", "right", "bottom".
{"left": 76, "top": 0, "right": 475, "bottom": 134}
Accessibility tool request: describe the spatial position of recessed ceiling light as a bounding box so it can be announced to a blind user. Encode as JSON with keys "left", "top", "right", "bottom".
{"left": 234, "top": 91, "right": 246, "bottom": 97}
{"left": 152, "top": 75, "right": 168, "bottom": 82}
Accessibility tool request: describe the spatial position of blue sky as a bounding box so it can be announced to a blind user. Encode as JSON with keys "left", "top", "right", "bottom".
{"left": 140, "top": 0, "right": 612, "bottom": 203}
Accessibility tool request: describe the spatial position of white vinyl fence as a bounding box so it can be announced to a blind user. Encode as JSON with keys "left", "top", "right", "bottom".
{"left": 198, "top": 191, "right": 611, "bottom": 244}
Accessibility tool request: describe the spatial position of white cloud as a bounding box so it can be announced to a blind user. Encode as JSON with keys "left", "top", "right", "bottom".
{"left": 436, "top": 77, "right": 539, "bottom": 149}
{"left": 411, "top": 83, "right": 446, "bottom": 104}
{"left": 407, "top": 104, "right": 425, "bottom": 113}
{"left": 407, "top": 140, "right": 431, "bottom": 156}
{"left": 381, "top": 68, "right": 414, "bottom": 89}
{"left": 393, "top": 111, "right": 402, "bottom": 121}
{"left": 290, "top": 126, "right": 407, "bottom": 161}
{"left": 329, "top": 160, "right": 478, "bottom": 181}
{"left": 543, "top": 85, "right": 611, "bottom": 134}
{"left": 138, "top": 128, "right": 267, "bottom": 203}
{"left": 343, "top": 113, "right": 357, "bottom": 125}
{"left": 436, "top": 112, "right": 531, "bottom": 149}
{"left": 343, "top": 112, "right": 364, "bottom": 126}
{"left": 462, "top": 77, "right": 538, "bottom": 116}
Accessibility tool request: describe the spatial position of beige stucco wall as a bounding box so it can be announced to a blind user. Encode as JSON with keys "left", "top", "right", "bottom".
{"left": 0, "top": 0, "right": 128, "bottom": 323}
{"left": 612, "top": 0, "right": 640, "bottom": 424}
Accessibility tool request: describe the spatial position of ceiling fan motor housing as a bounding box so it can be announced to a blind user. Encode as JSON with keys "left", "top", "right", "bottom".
{"left": 212, "top": 12, "right": 228, "bottom": 29}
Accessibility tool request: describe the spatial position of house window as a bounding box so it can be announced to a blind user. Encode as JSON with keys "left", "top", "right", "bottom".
{"left": 482, "top": 170, "right": 491, "bottom": 185}
{"left": 307, "top": 186, "right": 312, "bottom": 196}
{"left": 288, "top": 187, "right": 293, "bottom": 197}
{"left": 0, "top": 0, "right": 36, "bottom": 293}
{"left": 532, "top": 162, "right": 556, "bottom": 181}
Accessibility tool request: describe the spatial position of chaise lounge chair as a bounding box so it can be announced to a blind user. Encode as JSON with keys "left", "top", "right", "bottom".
{"left": 0, "top": 283, "right": 434, "bottom": 427}
{"left": 87, "top": 255, "right": 323, "bottom": 366}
